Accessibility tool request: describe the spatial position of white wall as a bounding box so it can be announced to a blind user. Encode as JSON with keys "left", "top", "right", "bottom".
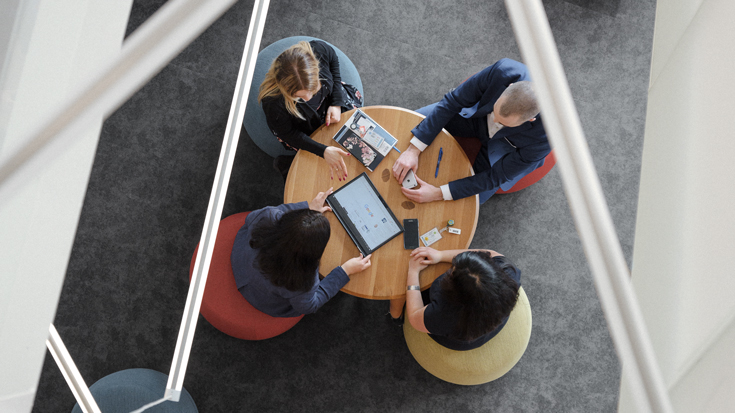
{"left": 619, "top": 0, "right": 735, "bottom": 411}
{"left": 0, "top": 1, "right": 132, "bottom": 412}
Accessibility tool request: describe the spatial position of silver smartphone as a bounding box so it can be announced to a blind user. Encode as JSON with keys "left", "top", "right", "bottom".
{"left": 402, "top": 169, "right": 418, "bottom": 189}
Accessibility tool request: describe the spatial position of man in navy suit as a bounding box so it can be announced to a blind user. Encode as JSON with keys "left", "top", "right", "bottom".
{"left": 393, "top": 58, "right": 550, "bottom": 204}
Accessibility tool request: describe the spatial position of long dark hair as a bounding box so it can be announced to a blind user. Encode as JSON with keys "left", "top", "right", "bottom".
{"left": 440, "top": 251, "right": 520, "bottom": 341}
{"left": 249, "top": 209, "right": 330, "bottom": 292}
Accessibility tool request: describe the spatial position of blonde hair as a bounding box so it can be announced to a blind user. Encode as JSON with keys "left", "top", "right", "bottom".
{"left": 258, "top": 41, "right": 321, "bottom": 119}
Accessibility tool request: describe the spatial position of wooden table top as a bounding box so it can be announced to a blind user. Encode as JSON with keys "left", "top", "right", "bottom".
{"left": 284, "top": 106, "right": 479, "bottom": 300}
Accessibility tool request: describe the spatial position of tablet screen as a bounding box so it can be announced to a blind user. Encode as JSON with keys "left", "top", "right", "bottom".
{"left": 327, "top": 173, "right": 403, "bottom": 255}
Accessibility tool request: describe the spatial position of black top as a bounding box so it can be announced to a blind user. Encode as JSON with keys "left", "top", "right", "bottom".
{"left": 260, "top": 40, "right": 345, "bottom": 157}
{"left": 423, "top": 255, "right": 522, "bottom": 351}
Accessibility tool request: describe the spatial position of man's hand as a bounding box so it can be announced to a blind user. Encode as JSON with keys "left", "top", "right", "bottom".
{"left": 323, "top": 146, "right": 349, "bottom": 181}
{"left": 401, "top": 175, "right": 443, "bottom": 203}
{"left": 325, "top": 106, "right": 341, "bottom": 126}
{"left": 392, "top": 144, "right": 421, "bottom": 183}
{"left": 308, "top": 187, "right": 334, "bottom": 213}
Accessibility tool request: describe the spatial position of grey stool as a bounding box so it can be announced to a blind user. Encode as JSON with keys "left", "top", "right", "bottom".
{"left": 243, "top": 36, "right": 364, "bottom": 158}
{"left": 71, "top": 369, "right": 198, "bottom": 413}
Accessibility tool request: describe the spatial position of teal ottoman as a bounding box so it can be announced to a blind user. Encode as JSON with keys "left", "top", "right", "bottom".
{"left": 243, "top": 36, "right": 364, "bottom": 157}
{"left": 71, "top": 369, "right": 197, "bottom": 413}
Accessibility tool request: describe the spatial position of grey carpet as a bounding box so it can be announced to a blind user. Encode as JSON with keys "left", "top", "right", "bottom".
{"left": 32, "top": 0, "right": 655, "bottom": 411}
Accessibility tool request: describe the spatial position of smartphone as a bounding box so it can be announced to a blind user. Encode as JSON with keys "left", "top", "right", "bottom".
{"left": 403, "top": 219, "right": 419, "bottom": 249}
{"left": 402, "top": 169, "right": 418, "bottom": 189}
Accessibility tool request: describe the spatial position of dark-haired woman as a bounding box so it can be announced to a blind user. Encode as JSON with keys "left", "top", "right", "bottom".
{"left": 231, "top": 188, "right": 371, "bottom": 317}
{"left": 405, "top": 247, "right": 520, "bottom": 351}
{"left": 259, "top": 40, "right": 352, "bottom": 181}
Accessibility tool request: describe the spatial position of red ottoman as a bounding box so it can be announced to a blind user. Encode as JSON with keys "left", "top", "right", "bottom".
{"left": 496, "top": 150, "right": 556, "bottom": 194}
{"left": 189, "top": 212, "right": 303, "bottom": 340}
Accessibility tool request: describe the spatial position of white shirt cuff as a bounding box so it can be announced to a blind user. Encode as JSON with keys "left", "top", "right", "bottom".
{"left": 409, "top": 137, "right": 428, "bottom": 152}
{"left": 440, "top": 184, "right": 453, "bottom": 201}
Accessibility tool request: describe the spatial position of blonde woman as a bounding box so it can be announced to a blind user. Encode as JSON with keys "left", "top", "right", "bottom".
{"left": 259, "top": 40, "right": 351, "bottom": 181}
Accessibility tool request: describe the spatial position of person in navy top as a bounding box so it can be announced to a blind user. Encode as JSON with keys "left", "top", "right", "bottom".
{"left": 404, "top": 247, "right": 521, "bottom": 351}
{"left": 392, "top": 58, "right": 549, "bottom": 204}
{"left": 231, "top": 188, "right": 371, "bottom": 317}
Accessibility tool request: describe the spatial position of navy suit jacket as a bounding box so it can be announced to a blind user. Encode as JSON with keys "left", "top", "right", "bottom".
{"left": 411, "top": 58, "right": 550, "bottom": 200}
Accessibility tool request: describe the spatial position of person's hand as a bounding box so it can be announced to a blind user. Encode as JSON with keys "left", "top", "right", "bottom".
{"left": 392, "top": 145, "right": 421, "bottom": 183}
{"left": 410, "top": 247, "right": 442, "bottom": 265}
{"left": 342, "top": 254, "right": 372, "bottom": 276}
{"left": 324, "top": 146, "right": 349, "bottom": 181}
{"left": 408, "top": 253, "right": 430, "bottom": 273}
{"left": 325, "top": 106, "right": 341, "bottom": 126}
{"left": 401, "top": 175, "right": 443, "bottom": 203}
{"left": 308, "top": 187, "right": 333, "bottom": 213}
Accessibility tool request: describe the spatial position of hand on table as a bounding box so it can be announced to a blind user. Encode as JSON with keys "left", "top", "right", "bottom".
{"left": 308, "top": 187, "right": 333, "bottom": 213}
{"left": 408, "top": 253, "right": 430, "bottom": 273}
{"left": 324, "top": 146, "right": 349, "bottom": 181}
{"left": 325, "top": 106, "right": 341, "bottom": 126}
{"left": 410, "top": 247, "right": 442, "bottom": 265}
{"left": 392, "top": 145, "right": 421, "bottom": 183}
{"left": 401, "top": 175, "right": 443, "bottom": 203}
{"left": 342, "top": 254, "right": 372, "bottom": 276}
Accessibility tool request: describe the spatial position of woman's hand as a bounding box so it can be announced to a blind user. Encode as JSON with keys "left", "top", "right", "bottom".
{"left": 342, "top": 254, "right": 372, "bottom": 276}
{"left": 325, "top": 106, "right": 341, "bottom": 126}
{"left": 408, "top": 253, "right": 429, "bottom": 273}
{"left": 308, "top": 187, "right": 333, "bottom": 213}
{"left": 323, "top": 146, "right": 349, "bottom": 181}
{"left": 410, "top": 247, "right": 442, "bottom": 265}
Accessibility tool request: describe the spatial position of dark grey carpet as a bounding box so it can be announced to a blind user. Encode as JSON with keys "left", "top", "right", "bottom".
{"left": 32, "top": 0, "right": 655, "bottom": 411}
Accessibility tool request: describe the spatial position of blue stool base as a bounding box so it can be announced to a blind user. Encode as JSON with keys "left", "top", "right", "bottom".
{"left": 71, "top": 368, "right": 198, "bottom": 413}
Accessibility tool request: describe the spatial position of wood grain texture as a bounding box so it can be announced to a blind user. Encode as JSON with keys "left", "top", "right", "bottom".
{"left": 284, "top": 106, "right": 478, "bottom": 300}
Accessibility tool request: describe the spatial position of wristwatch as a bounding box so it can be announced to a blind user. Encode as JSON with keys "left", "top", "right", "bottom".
{"left": 406, "top": 285, "right": 420, "bottom": 291}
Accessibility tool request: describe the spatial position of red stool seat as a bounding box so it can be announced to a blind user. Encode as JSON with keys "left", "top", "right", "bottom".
{"left": 453, "top": 136, "right": 555, "bottom": 194}
{"left": 497, "top": 150, "right": 555, "bottom": 194}
{"left": 189, "top": 212, "right": 303, "bottom": 340}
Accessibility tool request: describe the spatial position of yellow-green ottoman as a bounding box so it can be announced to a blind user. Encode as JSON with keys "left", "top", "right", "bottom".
{"left": 403, "top": 287, "right": 532, "bottom": 385}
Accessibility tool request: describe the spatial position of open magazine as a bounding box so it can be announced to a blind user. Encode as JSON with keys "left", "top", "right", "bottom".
{"left": 332, "top": 109, "right": 398, "bottom": 171}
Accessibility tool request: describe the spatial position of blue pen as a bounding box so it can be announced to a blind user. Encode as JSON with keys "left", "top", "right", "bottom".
{"left": 435, "top": 147, "right": 443, "bottom": 178}
{"left": 392, "top": 146, "right": 401, "bottom": 154}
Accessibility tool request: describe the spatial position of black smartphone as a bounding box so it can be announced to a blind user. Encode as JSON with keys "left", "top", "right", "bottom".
{"left": 403, "top": 219, "right": 419, "bottom": 249}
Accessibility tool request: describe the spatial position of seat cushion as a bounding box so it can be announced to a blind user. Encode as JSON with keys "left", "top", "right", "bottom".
{"left": 403, "top": 287, "right": 532, "bottom": 385}
{"left": 189, "top": 212, "right": 303, "bottom": 340}
{"left": 244, "top": 36, "right": 364, "bottom": 157}
{"left": 71, "top": 369, "right": 197, "bottom": 413}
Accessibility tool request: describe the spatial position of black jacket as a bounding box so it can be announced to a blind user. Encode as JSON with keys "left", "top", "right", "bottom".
{"left": 261, "top": 40, "right": 345, "bottom": 157}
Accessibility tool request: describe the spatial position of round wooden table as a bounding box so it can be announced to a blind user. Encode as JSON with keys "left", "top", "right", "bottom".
{"left": 284, "top": 106, "right": 479, "bottom": 301}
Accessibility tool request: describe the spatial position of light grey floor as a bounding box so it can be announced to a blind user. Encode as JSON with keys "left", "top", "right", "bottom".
{"left": 33, "top": 0, "right": 656, "bottom": 411}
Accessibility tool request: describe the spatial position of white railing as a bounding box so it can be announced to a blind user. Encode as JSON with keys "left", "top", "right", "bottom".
{"left": 504, "top": 1, "right": 673, "bottom": 412}
{"left": 46, "top": 325, "right": 101, "bottom": 413}
{"left": 164, "top": 0, "right": 270, "bottom": 401}
{"left": 0, "top": 0, "right": 238, "bottom": 203}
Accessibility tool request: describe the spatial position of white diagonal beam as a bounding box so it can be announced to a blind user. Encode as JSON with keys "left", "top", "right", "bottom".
{"left": 504, "top": 1, "right": 673, "bottom": 412}
{"left": 164, "top": 0, "right": 271, "bottom": 401}
{"left": 46, "top": 324, "right": 101, "bottom": 413}
{"left": 0, "top": 0, "right": 238, "bottom": 203}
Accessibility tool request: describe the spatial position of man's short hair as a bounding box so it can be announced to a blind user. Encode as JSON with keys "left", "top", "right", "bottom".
{"left": 498, "top": 81, "right": 539, "bottom": 121}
